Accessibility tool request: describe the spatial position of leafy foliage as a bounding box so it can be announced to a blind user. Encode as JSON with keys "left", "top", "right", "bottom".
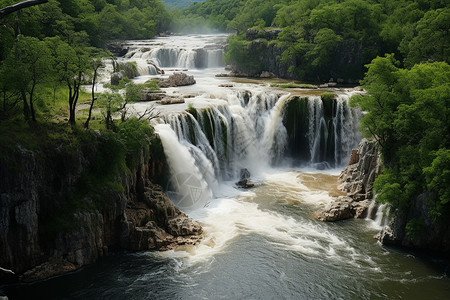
{"left": 352, "top": 56, "right": 450, "bottom": 221}
{"left": 179, "top": 0, "right": 449, "bottom": 82}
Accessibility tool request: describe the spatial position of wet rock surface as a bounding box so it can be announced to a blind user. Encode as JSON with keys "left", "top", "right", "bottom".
{"left": 376, "top": 192, "right": 450, "bottom": 256}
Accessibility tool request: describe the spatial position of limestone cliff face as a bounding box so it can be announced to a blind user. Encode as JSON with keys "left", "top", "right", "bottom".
{"left": 315, "top": 139, "right": 381, "bottom": 221}
{"left": 0, "top": 141, "right": 202, "bottom": 283}
{"left": 338, "top": 139, "right": 381, "bottom": 202}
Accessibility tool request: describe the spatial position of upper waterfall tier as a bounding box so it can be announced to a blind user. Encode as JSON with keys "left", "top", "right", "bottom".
{"left": 121, "top": 34, "right": 227, "bottom": 74}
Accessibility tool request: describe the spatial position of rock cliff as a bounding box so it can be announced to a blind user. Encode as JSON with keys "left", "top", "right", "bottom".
{"left": 0, "top": 137, "right": 202, "bottom": 283}
{"left": 315, "top": 139, "right": 381, "bottom": 221}
{"left": 316, "top": 139, "right": 450, "bottom": 257}
{"left": 377, "top": 192, "right": 450, "bottom": 257}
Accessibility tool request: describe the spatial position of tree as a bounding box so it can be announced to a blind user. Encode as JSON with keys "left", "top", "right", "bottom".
{"left": 1, "top": 35, "right": 51, "bottom": 121}
{"left": 47, "top": 38, "right": 89, "bottom": 125}
{"left": 97, "top": 92, "right": 123, "bottom": 130}
{"left": 306, "top": 28, "right": 343, "bottom": 81}
{"left": 402, "top": 8, "right": 450, "bottom": 67}
{"left": 351, "top": 55, "right": 450, "bottom": 221}
{"left": 349, "top": 54, "right": 402, "bottom": 162}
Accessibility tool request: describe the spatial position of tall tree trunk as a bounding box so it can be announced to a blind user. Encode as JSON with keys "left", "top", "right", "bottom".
{"left": 84, "top": 68, "right": 98, "bottom": 129}
{"left": 29, "top": 81, "right": 36, "bottom": 122}
{"left": 68, "top": 83, "right": 75, "bottom": 126}
{"left": 21, "top": 90, "right": 29, "bottom": 120}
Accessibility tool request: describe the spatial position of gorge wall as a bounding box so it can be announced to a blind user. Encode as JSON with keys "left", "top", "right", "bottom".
{"left": 0, "top": 133, "right": 202, "bottom": 283}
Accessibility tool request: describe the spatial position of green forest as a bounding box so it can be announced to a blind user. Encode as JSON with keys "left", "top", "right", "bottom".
{"left": 0, "top": 0, "right": 449, "bottom": 237}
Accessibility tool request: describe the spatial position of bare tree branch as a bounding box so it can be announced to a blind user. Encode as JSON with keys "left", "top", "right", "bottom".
{"left": 137, "top": 105, "right": 160, "bottom": 121}
{"left": 0, "top": 0, "right": 48, "bottom": 18}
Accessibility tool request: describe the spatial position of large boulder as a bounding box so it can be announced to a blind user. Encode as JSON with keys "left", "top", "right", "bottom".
{"left": 158, "top": 72, "right": 196, "bottom": 88}
{"left": 314, "top": 197, "right": 371, "bottom": 222}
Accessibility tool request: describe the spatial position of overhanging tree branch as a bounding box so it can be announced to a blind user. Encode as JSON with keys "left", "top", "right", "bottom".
{"left": 0, "top": 0, "right": 48, "bottom": 18}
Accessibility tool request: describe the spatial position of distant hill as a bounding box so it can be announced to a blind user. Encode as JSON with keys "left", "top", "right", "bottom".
{"left": 162, "top": 0, "right": 206, "bottom": 9}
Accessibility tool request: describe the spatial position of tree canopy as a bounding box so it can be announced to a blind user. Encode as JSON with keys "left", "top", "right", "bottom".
{"left": 174, "top": 0, "right": 449, "bottom": 82}
{"left": 350, "top": 55, "right": 450, "bottom": 221}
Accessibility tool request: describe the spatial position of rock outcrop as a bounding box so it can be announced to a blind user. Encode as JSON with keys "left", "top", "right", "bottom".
{"left": 376, "top": 192, "right": 450, "bottom": 257}
{"left": 338, "top": 139, "right": 381, "bottom": 202}
{"left": 315, "top": 139, "right": 381, "bottom": 221}
{"left": 314, "top": 197, "right": 371, "bottom": 222}
{"left": 158, "top": 73, "right": 196, "bottom": 88}
{"left": 0, "top": 139, "right": 202, "bottom": 283}
{"left": 159, "top": 97, "right": 185, "bottom": 105}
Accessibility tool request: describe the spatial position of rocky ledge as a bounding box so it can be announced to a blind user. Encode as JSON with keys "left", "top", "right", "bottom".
{"left": 314, "top": 139, "right": 381, "bottom": 221}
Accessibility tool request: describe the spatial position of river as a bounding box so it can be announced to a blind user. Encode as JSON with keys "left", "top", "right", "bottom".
{"left": 3, "top": 34, "right": 449, "bottom": 299}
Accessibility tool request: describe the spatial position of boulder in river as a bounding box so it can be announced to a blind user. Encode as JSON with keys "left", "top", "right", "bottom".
{"left": 236, "top": 168, "right": 254, "bottom": 188}
{"left": 158, "top": 72, "right": 196, "bottom": 88}
{"left": 159, "top": 97, "right": 185, "bottom": 105}
{"left": 313, "top": 197, "right": 371, "bottom": 221}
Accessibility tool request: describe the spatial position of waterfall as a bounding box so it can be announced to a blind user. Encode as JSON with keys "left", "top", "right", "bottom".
{"left": 162, "top": 91, "right": 287, "bottom": 183}
{"left": 157, "top": 88, "right": 361, "bottom": 191}
{"left": 126, "top": 46, "right": 224, "bottom": 70}
{"left": 334, "top": 95, "right": 362, "bottom": 166}
{"left": 117, "top": 35, "right": 363, "bottom": 211}
{"left": 155, "top": 124, "right": 212, "bottom": 210}
{"left": 283, "top": 95, "right": 361, "bottom": 167}
{"left": 366, "top": 198, "right": 390, "bottom": 229}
